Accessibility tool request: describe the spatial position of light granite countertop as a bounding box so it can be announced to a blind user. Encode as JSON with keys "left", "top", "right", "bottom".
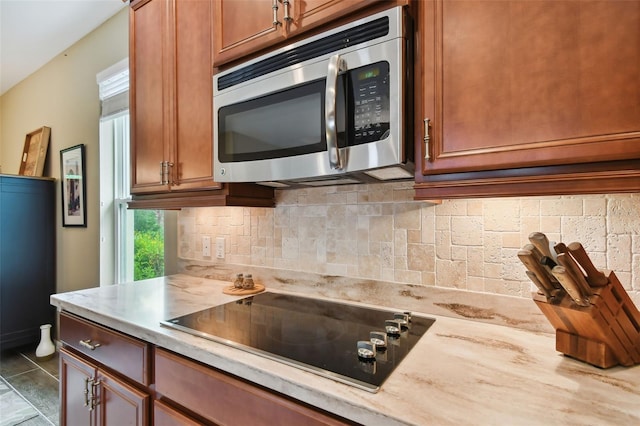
{"left": 51, "top": 274, "right": 640, "bottom": 426}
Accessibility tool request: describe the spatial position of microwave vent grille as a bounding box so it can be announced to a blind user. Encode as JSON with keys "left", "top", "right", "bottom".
{"left": 217, "top": 16, "right": 390, "bottom": 91}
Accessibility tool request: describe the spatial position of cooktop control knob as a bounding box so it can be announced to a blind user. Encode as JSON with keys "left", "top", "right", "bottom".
{"left": 357, "top": 340, "right": 376, "bottom": 360}
{"left": 393, "top": 312, "right": 410, "bottom": 328}
{"left": 358, "top": 358, "right": 377, "bottom": 374}
{"left": 370, "top": 331, "right": 387, "bottom": 349}
{"left": 385, "top": 319, "right": 402, "bottom": 335}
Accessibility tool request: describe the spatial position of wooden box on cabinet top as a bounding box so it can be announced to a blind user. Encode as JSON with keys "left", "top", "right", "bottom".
{"left": 415, "top": 0, "right": 640, "bottom": 199}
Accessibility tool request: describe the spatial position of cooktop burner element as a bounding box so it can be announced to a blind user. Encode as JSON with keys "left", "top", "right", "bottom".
{"left": 161, "top": 292, "right": 435, "bottom": 392}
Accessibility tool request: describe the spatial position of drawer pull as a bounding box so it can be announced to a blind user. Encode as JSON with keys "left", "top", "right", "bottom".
{"left": 79, "top": 339, "right": 101, "bottom": 350}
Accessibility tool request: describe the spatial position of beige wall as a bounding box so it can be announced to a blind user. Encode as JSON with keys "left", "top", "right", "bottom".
{"left": 178, "top": 182, "right": 640, "bottom": 301}
{"left": 0, "top": 9, "right": 128, "bottom": 293}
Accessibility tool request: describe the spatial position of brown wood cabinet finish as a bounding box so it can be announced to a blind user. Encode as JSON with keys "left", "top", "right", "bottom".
{"left": 129, "top": 0, "right": 274, "bottom": 207}
{"left": 60, "top": 312, "right": 151, "bottom": 386}
{"left": 415, "top": 0, "right": 640, "bottom": 198}
{"left": 130, "top": 0, "right": 219, "bottom": 194}
{"left": 60, "top": 347, "right": 150, "bottom": 426}
{"left": 213, "top": 0, "right": 378, "bottom": 67}
{"left": 155, "top": 348, "right": 353, "bottom": 426}
{"left": 153, "top": 400, "right": 203, "bottom": 426}
{"left": 129, "top": 0, "right": 170, "bottom": 194}
{"left": 58, "top": 313, "right": 355, "bottom": 425}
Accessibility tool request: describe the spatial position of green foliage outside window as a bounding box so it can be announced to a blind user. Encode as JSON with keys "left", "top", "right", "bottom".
{"left": 134, "top": 210, "right": 164, "bottom": 280}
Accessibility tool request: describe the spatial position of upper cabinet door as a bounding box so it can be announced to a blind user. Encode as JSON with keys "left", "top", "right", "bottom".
{"left": 172, "top": 0, "right": 220, "bottom": 191}
{"left": 129, "top": 0, "right": 172, "bottom": 194}
{"left": 212, "top": 0, "right": 383, "bottom": 67}
{"left": 419, "top": 0, "right": 640, "bottom": 176}
{"left": 213, "top": 0, "right": 284, "bottom": 66}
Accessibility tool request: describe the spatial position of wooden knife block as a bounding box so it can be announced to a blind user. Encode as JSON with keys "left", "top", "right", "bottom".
{"left": 533, "top": 271, "right": 640, "bottom": 368}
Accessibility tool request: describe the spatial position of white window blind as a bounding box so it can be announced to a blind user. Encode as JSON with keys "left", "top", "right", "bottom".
{"left": 97, "top": 58, "right": 129, "bottom": 118}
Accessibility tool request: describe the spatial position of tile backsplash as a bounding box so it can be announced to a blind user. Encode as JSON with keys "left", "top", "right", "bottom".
{"left": 178, "top": 182, "right": 639, "bottom": 300}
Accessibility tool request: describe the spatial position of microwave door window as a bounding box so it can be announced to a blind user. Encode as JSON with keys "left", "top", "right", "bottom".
{"left": 218, "top": 80, "right": 330, "bottom": 162}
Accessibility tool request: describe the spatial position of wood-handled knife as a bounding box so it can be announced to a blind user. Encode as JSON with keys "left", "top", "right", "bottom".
{"left": 518, "top": 249, "right": 560, "bottom": 298}
{"left": 525, "top": 271, "right": 556, "bottom": 302}
{"left": 553, "top": 242, "right": 568, "bottom": 255}
{"left": 556, "top": 253, "right": 593, "bottom": 301}
{"left": 551, "top": 266, "right": 590, "bottom": 307}
{"left": 522, "top": 243, "right": 560, "bottom": 287}
{"left": 528, "top": 232, "right": 557, "bottom": 261}
{"left": 566, "top": 242, "right": 609, "bottom": 287}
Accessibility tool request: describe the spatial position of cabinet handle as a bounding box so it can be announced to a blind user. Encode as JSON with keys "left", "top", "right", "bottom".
{"left": 272, "top": 0, "right": 281, "bottom": 26}
{"left": 162, "top": 161, "right": 169, "bottom": 185}
{"left": 281, "top": 0, "right": 293, "bottom": 22}
{"left": 84, "top": 377, "right": 101, "bottom": 411}
{"left": 89, "top": 379, "right": 101, "bottom": 411}
{"left": 83, "top": 378, "right": 91, "bottom": 408}
{"left": 167, "top": 162, "right": 175, "bottom": 186}
{"left": 79, "top": 339, "right": 101, "bottom": 350}
{"left": 160, "top": 161, "right": 175, "bottom": 185}
{"left": 423, "top": 118, "right": 431, "bottom": 160}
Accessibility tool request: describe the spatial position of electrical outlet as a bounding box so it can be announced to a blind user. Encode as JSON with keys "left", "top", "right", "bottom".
{"left": 202, "top": 236, "right": 211, "bottom": 257}
{"left": 216, "top": 237, "right": 225, "bottom": 259}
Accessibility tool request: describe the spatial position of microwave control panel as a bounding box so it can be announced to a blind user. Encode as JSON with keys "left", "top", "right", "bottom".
{"left": 351, "top": 61, "right": 390, "bottom": 145}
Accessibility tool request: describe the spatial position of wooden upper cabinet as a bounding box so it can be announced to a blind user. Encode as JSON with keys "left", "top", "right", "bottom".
{"left": 129, "top": 0, "right": 274, "bottom": 207}
{"left": 213, "top": 0, "right": 282, "bottom": 66}
{"left": 416, "top": 0, "right": 640, "bottom": 197}
{"left": 173, "top": 0, "right": 219, "bottom": 192}
{"left": 213, "top": 0, "right": 380, "bottom": 67}
{"left": 130, "top": 0, "right": 220, "bottom": 196}
{"left": 130, "top": 0, "right": 170, "bottom": 194}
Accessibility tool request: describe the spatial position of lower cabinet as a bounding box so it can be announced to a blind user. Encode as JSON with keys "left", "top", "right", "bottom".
{"left": 153, "top": 400, "right": 202, "bottom": 426}
{"left": 154, "top": 348, "right": 352, "bottom": 426}
{"left": 59, "top": 312, "right": 352, "bottom": 425}
{"left": 59, "top": 312, "right": 151, "bottom": 425}
{"left": 60, "top": 348, "right": 150, "bottom": 425}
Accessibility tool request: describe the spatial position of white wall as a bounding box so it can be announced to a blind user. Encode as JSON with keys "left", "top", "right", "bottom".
{"left": 0, "top": 8, "right": 128, "bottom": 293}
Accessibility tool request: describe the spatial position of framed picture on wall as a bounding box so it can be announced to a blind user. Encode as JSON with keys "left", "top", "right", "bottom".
{"left": 60, "top": 144, "right": 87, "bottom": 227}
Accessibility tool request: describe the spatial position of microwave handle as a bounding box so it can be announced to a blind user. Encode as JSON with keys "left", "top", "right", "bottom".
{"left": 325, "top": 54, "right": 346, "bottom": 170}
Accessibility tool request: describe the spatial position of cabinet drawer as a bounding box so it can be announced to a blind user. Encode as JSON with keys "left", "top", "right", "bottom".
{"left": 155, "top": 348, "right": 351, "bottom": 426}
{"left": 154, "top": 400, "right": 202, "bottom": 426}
{"left": 60, "top": 312, "right": 150, "bottom": 386}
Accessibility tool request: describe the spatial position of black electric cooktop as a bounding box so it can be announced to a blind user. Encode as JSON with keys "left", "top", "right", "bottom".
{"left": 161, "top": 292, "right": 435, "bottom": 392}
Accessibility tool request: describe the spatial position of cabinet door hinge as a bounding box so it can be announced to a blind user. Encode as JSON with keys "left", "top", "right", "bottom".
{"left": 423, "top": 118, "right": 431, "bottom": 160}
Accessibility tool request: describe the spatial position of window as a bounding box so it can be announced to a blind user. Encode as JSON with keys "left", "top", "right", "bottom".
{"left": 98, "top": 60, "right": 169, "bottom": 285}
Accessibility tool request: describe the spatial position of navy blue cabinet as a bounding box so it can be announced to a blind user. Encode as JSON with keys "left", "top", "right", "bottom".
{"left": 0, "top": 175, "right": 55, "bottom": 350}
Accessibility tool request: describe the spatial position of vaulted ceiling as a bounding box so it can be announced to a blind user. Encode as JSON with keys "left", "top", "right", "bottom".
{"left": 0, "top": 0, "right": 127, "bottom": 95}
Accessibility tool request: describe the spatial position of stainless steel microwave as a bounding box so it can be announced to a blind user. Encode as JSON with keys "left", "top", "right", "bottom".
{"left": 213, "top": 6, "right": 413, "bottom": 188}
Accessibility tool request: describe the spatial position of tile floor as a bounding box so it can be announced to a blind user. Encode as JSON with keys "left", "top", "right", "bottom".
{"left": 0, "top": 345, "right": 59, "bottom": 425}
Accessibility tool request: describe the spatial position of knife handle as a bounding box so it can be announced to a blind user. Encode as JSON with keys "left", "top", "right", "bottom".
{"left": 551, "top": 266, "right": 590, "bottom": 307}
{"left": 523, "top": 244, "right": 560, "bottom": 287}
{"left": 525, "top": 271, "right": 552, "bottom": 299}
{"left": 554, "top": 242, "right": 568, "bottom": 255}
{"left": 566, "top": 242, "right": 608, "bottom": 287}
{"left": 518, "top": 249, "right": 557, "bottom": 294}
{"left": 529, "top": 232, "right": 556, "bottom": 260}
{"left": 556, "top": 253, "right": 592, "bottom": 298}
